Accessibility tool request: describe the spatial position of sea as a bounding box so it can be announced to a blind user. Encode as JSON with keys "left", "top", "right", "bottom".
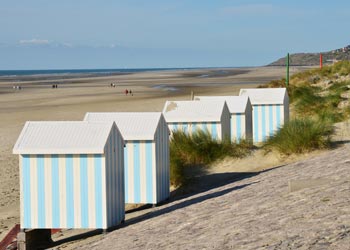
{"left": 0, "top": 68, "right": 203, "bottom": 77}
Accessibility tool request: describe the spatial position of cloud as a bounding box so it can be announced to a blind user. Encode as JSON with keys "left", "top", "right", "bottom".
{"left": 221, "top": 4, "right": 277, "bottom": 16}
{"left": 19, "top": 38, "right": 51, "bottom": 45}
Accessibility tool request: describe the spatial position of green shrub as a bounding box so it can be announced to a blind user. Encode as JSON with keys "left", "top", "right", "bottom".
{"left": 264, "top": 118, "right": 333, "bottom": 155}
{"left": 169, "top": 130, "right": 252, "bottom": 186}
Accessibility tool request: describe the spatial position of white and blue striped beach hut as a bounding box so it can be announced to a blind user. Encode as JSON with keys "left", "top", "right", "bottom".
{"left": 84, "top": 112, "right": 170, "bottom": 205}
{"left": 162, "top": 100, "right": 231, "bottom": 141}
{"left": 13, "top": 121, "right": 125, "bottom": 230}
{"left": 194, "top": 96, "right": 253, "bottom": 142}
{"left": 239, "top": 88, "right": 289, "bottom": 143}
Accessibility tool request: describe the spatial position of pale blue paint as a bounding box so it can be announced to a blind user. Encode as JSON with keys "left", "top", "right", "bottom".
{"left": 51, "top": 155, "right": 60, "bottom": 228}
{"left": 173, "top": 123, "right": 178, "bottom": 130}
{"left": 201, "top": 123, "right": 206, "bottom": 132}
{"left": 80, "top": 155, "right": 89, "bottom": 228}
{"left": 192, "top": 123, "right": 197, "bottom": 134}
{"left": 133, "top": 142, "right": 141, "bottom": 203}
{"left": 276, "top": 105, "right": 281, "bottom": 129}
{"left": 236, "top": 114, "right": 242, "bottom": 142}
{"left": 182, "top": 123, "right": 188, "bottom": 134}
{"left": 37, "top": 155, "right": 46, "bottom": 228}
{"left": 253, "top": 106, "right": 259, "bottom": 142}
{"left": 22, "top": 155, "right": 31, "bottom": 228}
{"left": 269, "top": 105, "right": 274, "bottom": 136}
{"left": 65, "top": 155, "right": 74, "bottom": 228}
{"left": 261, "top": 105, "right": 266, "bottom": 141}
{"left": 124, "top": 145, "right": 129, "bottom": 203}
{"left": 94, "top": 155, "right": 103, "bottom": 228}
{"left": 145, "top": 142, "right": 153, "bottom": 203}
{"left": 211, "top": 123, "right": 217, "bottom": 139}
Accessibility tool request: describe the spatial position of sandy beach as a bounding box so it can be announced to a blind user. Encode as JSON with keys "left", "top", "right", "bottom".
{"left": 0, "top": 66, "right": 304, "bottom": 243}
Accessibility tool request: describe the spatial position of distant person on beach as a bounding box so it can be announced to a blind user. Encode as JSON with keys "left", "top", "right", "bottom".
{"left": 129, "top": 89, "right": 133, "bottom": 96}
{"left": 125, "top": 89, "right": 129, "bottom": 95}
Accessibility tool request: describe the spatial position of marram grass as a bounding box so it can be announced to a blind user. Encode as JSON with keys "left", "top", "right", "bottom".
{"left": 264, "top": 118, "right": 333, "bottom": 155}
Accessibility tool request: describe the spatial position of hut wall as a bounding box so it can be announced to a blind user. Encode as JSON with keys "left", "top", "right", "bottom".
{"left": 20, "top": 153, "right": 108, "bottom": 229}
{"left": 168, "top": 122, "right": 224, "bottom": 140}
{"left": 104, "top": 126, "right": 125, "bottom": 228}
{"left": 124, "top": 140, "right": 157, "bottom": 204}
{"left": 154, "top": 116, "right": 170, "bottom": 203}
{"left": 252, "top": 104, "right": 285, "bottom": 143}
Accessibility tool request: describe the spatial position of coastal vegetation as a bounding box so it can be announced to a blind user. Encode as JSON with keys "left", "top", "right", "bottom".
{"left": 261, "top": 61, "right": 350, "bottom": 154}
{"left": 169, "top": 130, "right": 252, "bottom": 186}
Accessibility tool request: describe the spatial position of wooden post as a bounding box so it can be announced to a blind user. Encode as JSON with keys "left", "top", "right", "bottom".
{"left": 191, "top": 91, "right": 194, "bottom": 100}
{"left": 320, "top": 53, "right": 323, "bottom": 69}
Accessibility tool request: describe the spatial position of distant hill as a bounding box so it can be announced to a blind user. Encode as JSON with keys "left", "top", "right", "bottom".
{"left": 269, "top": 45, "right": 350, "bottom": 66}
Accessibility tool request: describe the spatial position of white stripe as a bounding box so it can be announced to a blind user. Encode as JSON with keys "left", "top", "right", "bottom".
{"left": 73, "top": 155, "right": 81, "bottom": 228}
{"left": 258, "top": 106, "right": 263, "bottom": 142}
{"left": 140, "top": 142, "right": 147, "bottom": 203}
{"left": 217, "top": 124, "right": 222, "bottom": 141}
{"left": 59, "top": 156, "right": 66, "bottom": 228}
{"left": 44, "top": 156, "right": 52, "bottom": 228}
{"left": 231, "top": 115, "right": 237, "bottom": 141}
{"left": 30, "top": 157, "right": 38, "bottom": 228}
{"left": 87, "top": 155, "right": 96, "bottom": 228}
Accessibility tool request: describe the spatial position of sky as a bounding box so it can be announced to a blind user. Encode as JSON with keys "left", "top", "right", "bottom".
{"left": 1, "top": 0, "right": 350, "bottom": 69}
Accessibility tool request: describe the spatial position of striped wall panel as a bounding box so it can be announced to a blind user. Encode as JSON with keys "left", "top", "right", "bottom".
{"left": 104, "top": 126, "right": 125, "bottom": 228}
{"left": 124, "top": 141, "right": 157, "bottom": 204}
{"left": 231, "top": 114, "right": 246, "bottom": 142}
{"left": 19, "top": 129, "right": 125, "bottom": 230}
{"left": 168, "top": 122, "right": 223, "bottom": 140}
{"left": 155, "top": 117, "right": 170, "bottom": 203}
{"left": 20, "top": 154, "right": 108, "bottom": 229}
{"left": 252, "top": 104, "right": 284, "bottom": 143}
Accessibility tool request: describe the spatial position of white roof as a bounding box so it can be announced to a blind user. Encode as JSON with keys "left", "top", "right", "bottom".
{"left": 239, "top": 88, "right": 287, "bottom": 105}
{"left": 163, "top": 100, "right": 227, "bottom": 123}
{"left": 194, "top": 96, "right": 249, "bottom": 113}
{"left": 84, "top": 112, "right": 163, "bottom": 140}
{"left": 13, "top": 121, "right": 116, "bottom": 154}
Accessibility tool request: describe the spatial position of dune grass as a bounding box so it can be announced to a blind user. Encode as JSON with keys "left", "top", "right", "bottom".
{"left": 264, "top": 118, "right": 333, "bottom": 155}
{"left": 170, "top": 130, "right": 252, "bottom": 186}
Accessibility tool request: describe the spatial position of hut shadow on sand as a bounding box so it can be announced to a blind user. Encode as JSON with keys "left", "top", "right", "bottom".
{"left": 49, "top": 165, "right": 286, "bottom": 248}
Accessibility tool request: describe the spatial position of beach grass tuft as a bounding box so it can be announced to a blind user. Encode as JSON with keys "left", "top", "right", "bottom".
{"left": 264, "top": 118, "right": 333, "bottom": 155}
{"left": 169, "top": 130, "right": 252, "bottom": 186}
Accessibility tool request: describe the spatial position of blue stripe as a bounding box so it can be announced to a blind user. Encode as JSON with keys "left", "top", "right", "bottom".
{"left": 211, "top": 123, "right": 217, "bottom": 139}
{"left": 269, "top": 105, "right": 274, "bottom": 136}
{"left": 37, "top": 155, "right": 45, "bottom": 228}
{"left": 182, "top": 123, "right": 188, "bottom": 134}
{"left": 23, "top": 155, "right": 31, "bottom": 228}
{"left": 276, "top": 105, "right": 281, "bottom": 129}
{"left": 192, "top": 123, "right": 196, "bottom": 134}
{"left": 80, "top": 155, "right": 89, "bottom": 228}
{"left": 65, "top": 155, "right": 74, "bottom": 228}
{"left": 145, "top": 142, "right": 153, "bottom": 203}
{"left": 51, "top": 155, "right": 60, "bottom": 228}
{"left": 261, "top": 105, "right": 266, "bottom": 141}
{"left": 253, "top": 106, "right": 259, "bottom": 142}
{"left": 236, "top": 114, "right": 242, "bottom": 142}
{"left": 133, "top": 142, "right": 141, "bottom": 203}
{"left": 173, "top": 123, "right": 178, "bottom": 131}
{"left": 124, "top": 145, "right": 129, "bottom": 203}
{"left": 201, "top": 123, "right": 206, "bottom": 132}
{"left": 94, "top": 155, "right": 103, "bottom": 228}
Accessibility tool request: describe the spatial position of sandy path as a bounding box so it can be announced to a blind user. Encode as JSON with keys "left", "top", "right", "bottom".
{"left": 79, "top": 144, "right": 350, "bottom": 250}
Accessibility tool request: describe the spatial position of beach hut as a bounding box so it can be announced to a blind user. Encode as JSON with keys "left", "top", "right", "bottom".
{"left": 194, "top": 96, "right": 253, "bottom": 142}
{"left": 13, "top": 121, "right": 125, "bottom": 230}
{"left": 239, "top": 88, "right": 289, "bottom": 143}
{"left": 84, "top": 112, "right": 170, "bottom": 205}
{"left": 162, "top": 100, "right": 231, "bottom": 140}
